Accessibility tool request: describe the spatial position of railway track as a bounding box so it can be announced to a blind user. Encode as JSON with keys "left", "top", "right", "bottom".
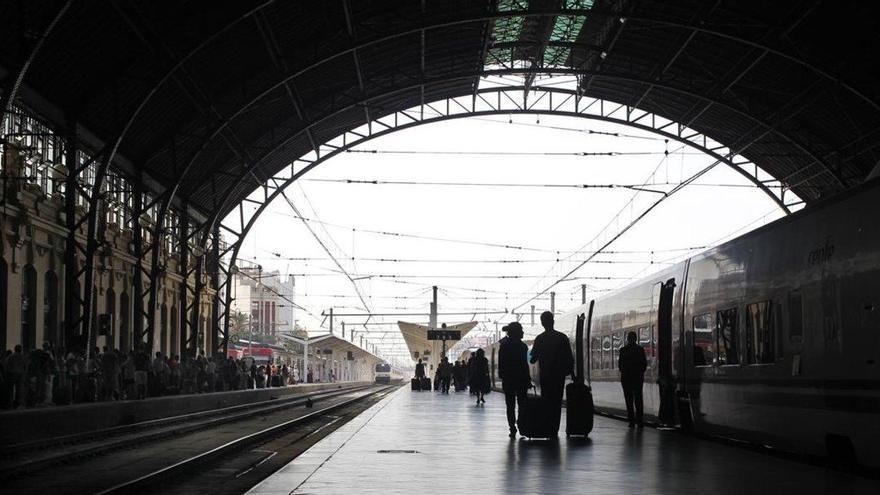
{"left": 0, "top": 383, "right": 398, "bottom": 492}
{"left": 100, "top": 384, "right": 400, "bottom": 494}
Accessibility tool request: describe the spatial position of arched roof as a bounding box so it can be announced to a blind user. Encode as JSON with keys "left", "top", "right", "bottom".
{"left": 2, "top": 0, "right": 878, "bottom": 221}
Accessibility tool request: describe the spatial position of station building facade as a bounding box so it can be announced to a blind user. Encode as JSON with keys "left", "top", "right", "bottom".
{"left": 1, "top": 112, "right": 217, "bottom": 358}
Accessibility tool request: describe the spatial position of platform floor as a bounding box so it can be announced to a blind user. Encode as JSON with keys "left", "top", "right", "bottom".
{"left": 248, "top": 386, "right": 876, "bottom": 494}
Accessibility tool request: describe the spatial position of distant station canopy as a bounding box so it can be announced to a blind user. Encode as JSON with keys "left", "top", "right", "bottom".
{"left": 398, "top": 321, "right": 477, "bottom": 370}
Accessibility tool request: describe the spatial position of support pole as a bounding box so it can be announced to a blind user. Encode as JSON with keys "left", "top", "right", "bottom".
{"left": 146, "top": 197, "right": 169, "bottom": 354}
{"left": 63, "top": 120, "right": 79, "bottom": 351}
{"left": 210, "top": 225, "right": 221, "bottom": 356}
{"left": 581, "top": 284, "right": 587, "bottom": 304}
{"left": 189, "top": 245, "right": 204, "bottom": 355}
{"left": 429, "top": 285, "right": 438, "bottom": 329}
{"left": 329, "top": 307, "right": 334, "bottom": 335}
{"left": 530, "top": 305, "right": 535, "bottom": 326}
{"left": 550, "top": 292, "right": 556, "bottom": 315}
{"left": 132, "top": 183, "right": 145, "bottom": 349}
{"left": 178, "top": 207, "right": 189, "bottom": 357}
{"left": 303, "top": 335, "right": 309, "bottom": 382}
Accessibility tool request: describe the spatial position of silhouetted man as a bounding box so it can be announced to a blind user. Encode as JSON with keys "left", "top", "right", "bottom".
{"left": 618, "top": 331, "right": 647, "bottom": 427}
{"left": 498, "top": 322, "right": 530, "bottom": 438}
{"left": 438, "top": 356, "right": 453, "bottom": 394}
{"left": 415, "top": 358, "right": 425, "bottom": 379}
{"left": 529, "top": 311, "right": 574, "bottom": 434}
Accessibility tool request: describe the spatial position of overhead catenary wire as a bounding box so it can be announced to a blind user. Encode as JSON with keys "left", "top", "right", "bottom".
{"left": 269, "top": 210, "right": 708, "bottom": 255}
{"left": 277, "top": 189, "right": 374, "bottom": 315}
{"left": 253, "top": 253, "right": 676, "bottom": 265}
{"left": 268, "top": 272, "right": 635, "bottom": 280}
{"left": 303, "top": 178, "right": 783, "bottom": 190}
{"left": 512, "top": 148, "right": 736, "bottom": 312}
{"left": 342, "top": 148, "right": 693, "bottom": 157}
{"left": 234, "top": 268, "right": 321, "bottom": 322}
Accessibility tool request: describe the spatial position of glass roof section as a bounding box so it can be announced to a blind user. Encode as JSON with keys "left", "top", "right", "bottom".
{"left": 486, "top": 0, "right": 593, "bottom": 69}
{"left": 544, "top": 0, "right": 594, "bottom": 66}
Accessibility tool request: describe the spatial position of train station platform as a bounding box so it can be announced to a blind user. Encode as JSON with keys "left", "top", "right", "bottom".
{"left": 249, "top": 386, "right": 877, "bottom": 494}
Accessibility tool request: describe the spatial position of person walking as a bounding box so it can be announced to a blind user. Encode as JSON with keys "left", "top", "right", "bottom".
{"left": 466, "top": 355, "right": 476, "bottom": 396}
{"left": 133, "top": 348, "right": 150, "bottom": 400}
{"left": 101, "top": 346, "right": 120, "bottom": 401}
{"left": 471, "top": 349, "right": 490, "bottom": 406}
{"left": 618, "top": 331, "right": 647, "bottom": 428}
{"left": 414, "top": 358, "right": 426, "bottom": 391}
{"left": 452, "top": 360, "right": 463, "bottom": 391}
{"left": 438, "top": 356, "right": 453, "bottom": 394}
{"left": 529, "top": 311, "right": 574, "bottom": 435}
{"left": 498, "top": 322, "right": 530, "bottom": 438}
{"left": 6, "top": 345, "right": 25, "bottom": 408}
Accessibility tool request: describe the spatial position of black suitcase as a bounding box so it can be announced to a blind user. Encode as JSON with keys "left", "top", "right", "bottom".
{"left": 421, "top": 377, "right": 431, "bottom": 390}
{"left": 566, "top": 382, "right": 594, "bottom": 436}
{"left": 566, "top": 306, "right": 595, "bottom": 437}
{"left": 411, "top": 378, "right": 421, "bottom": 391}
{"left": 517, "top": 388, "right": 556, "bottom": 439}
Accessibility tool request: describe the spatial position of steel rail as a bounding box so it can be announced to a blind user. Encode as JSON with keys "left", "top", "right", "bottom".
{"left": 0, "top": 383, "right": 372, "bottom": 479}
{"left": 96, "top": 384, "right": 399, "bottom": 494}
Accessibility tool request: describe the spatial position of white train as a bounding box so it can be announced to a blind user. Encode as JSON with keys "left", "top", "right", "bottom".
{"left": 494, "top": 178, "right": 880, "bottom": 469}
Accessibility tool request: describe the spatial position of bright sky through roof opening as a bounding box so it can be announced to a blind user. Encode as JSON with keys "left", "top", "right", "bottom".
{"left": 232, "top": 110, "right": 790, "bottom": 365}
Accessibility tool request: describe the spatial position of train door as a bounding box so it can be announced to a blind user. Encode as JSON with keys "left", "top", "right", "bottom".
{"left": 657, "top": 278, "right": 677, "bottom": 426}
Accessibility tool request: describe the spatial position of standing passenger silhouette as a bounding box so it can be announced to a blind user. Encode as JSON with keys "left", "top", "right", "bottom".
{"left": 498, "top": 322, "right": 530, "bottom": 438}
{"left": 471, "top": 349, "right": 490, "bottom": 406}
{"left": 529, "top": 311, "right": 574, "bottom": 435}
{"left": 618, "top": 331, "right": 647, "bottom": 427}
{"left": 415, "top": 358, "right": 426, "bottom": 391}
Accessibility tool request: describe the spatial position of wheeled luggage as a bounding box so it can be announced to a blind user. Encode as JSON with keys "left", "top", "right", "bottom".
{"left": 566, "top": 306, "right": 595, "bottom": 437}
{"left": 565, "top": 382, "right": 593, "bottom": 436}
{"left": 517, "top": 387, "right": 556, "bottom": 439}
{"left": 411, "top": 378, "right": 421, "bottom": 391}
{"left": 454, "top": 381, "right": 464, "bottom": 392}
{"left": 421, "top": 377, "right": 431, "bottom": 390}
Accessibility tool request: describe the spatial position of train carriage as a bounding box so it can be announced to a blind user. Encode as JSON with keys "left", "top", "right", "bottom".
{"left": 495, "top": 178, "right": 880, "bottom": 468}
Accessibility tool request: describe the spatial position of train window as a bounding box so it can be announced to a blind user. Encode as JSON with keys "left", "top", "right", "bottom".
{"left": 602, "top": 335, "right": 612, "bottom": 369}
{"left": 612, "top": 333, "right": 622, "bottom": 369}
{"left": 692, "top": 313, "right": 715, "bottom": 366}
{"left": 788, "top": 291, "right": 803, "bottom": 342}
{"left": 637, "top": 326, "right": 653, "bottom": 356}
{"left": 746, "top": 301, "right": 775, "bottom": 364}
{"left": 591, "top": 337, "right": 601, "bottom": 370}
{"left": 715, "top": 308, "right": 739, "bottom": 365}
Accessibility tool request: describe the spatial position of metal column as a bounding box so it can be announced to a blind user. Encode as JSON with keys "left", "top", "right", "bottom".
{"left": 131, "top": 183, "right": 145, "bottom": 349}
{"left": 63, "top": 121, "right": 80, "bottom": 351}
{"left": 209, "top": 225, "right": 222, "bottom": 356}
{"left": 178, "top": 207, "right": 189, "bottom": 357}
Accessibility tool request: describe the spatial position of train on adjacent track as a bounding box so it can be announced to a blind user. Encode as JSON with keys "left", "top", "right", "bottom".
{"left": 489, "top": 178, "right": 880, "bottom": 469}
{"left": 375, "top": 363, "right": 402, "bottom": 384}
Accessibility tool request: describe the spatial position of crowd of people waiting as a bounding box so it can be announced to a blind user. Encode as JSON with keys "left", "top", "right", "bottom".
{"left": 417, "top": 349, "right": 491, "bottom": 403}
{"left": 0, "top": 341, "right": 303, "bottom": 409}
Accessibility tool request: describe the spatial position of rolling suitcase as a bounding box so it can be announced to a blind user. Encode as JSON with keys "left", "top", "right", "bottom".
{"left": 566, "top": 305, "right": 595, "bottom": 437}
{"left": 517, "top": 386, "right": 556, "bottom": 439}
{"left": 421, "top": 377, "right": 431, "bottom": 390}
{"left": 411, "top": 378, "right": 421, "bottom": 391}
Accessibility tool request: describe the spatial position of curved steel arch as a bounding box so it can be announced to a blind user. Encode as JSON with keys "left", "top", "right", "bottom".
{"left": 196, "top": 67, "right": 841, "bottom": 228}
{"left": 209, "top": 85, "right": 796, "bottom": 354}
{"left": 120, "top": 8, "right": 852, "bottom": 218}
{"left": 0, "top": 1, "right": 73, "bottom": 126}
